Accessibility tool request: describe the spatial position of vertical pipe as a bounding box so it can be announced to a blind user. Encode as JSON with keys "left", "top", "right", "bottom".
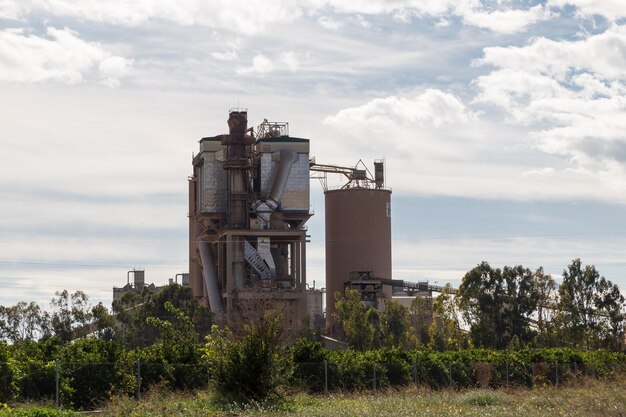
{"left": 301, "top": 235, "right": 307, "bottom": 290}
{"left": 232, "top": 236, "right": 245, "bottom": 290}
{"left": 226, "top": 235, "right": 233, "bottom": 317}
{"left": 290, "top": 242, "right": 296, "bottom": 282}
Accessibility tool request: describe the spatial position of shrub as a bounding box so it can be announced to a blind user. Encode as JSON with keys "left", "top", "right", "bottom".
{"left": 459, "top": 390, "right": 509, "bottom": 406}
{"left": 57, "top": 339, "right": 133, "bottom": 409}
{"left": 204, "top": 312, "right": 291, "bottom": 404}
{"left": 0, "top": 406, "right": 75, "bottom": 416}
{"left": 0, "top": 343, "right": 15, "bottom": 403}
{"left": 291, "top": 338, "right": 327, "bottom": 392}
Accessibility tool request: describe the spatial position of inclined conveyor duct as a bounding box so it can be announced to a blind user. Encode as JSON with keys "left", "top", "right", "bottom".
{"left": 268, "top": 149, "right": 298, "bottom": 209}
{"left": 198, "top": 241, "right": 224, "bottom": 315}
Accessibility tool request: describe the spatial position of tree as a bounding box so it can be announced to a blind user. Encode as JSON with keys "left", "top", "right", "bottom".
{"left": 334, "top": 289, "right": 375, "bottom": 351}
{"left": 557, "top": 258, "right": 624, "bottom": 349}
{"left": 91, "top": 302, "right": 116, "bottom": 340}
{"left": 113, "top": 283, "right": 212, "bottom": 347}
{"left": 457, "top": 262, "right": 539, "bottom": 348}
{"left": 381, "top": 300, "right": 410, "bottom": 348}
{"left": 409, "top": 296, "right": 432, "bottom": 346}
{"left": 595, "top": 276, "right": 625, "bottom": 350}
{"left": 428, "top": 283, "right": 468, "bottom": 350}
{"left": 532, "top": 267, "right": 559, "bottom": 347}
{"left": 0, "top": 301, "right": 51, "bottom": 343}
{"left": 50, "top": 290, "right": 93, "bottom": 341}
{"left": 534, "top": 267, "right": 557, "bottom": 333}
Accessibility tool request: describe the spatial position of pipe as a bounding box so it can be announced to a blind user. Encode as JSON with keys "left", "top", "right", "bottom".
{"left": 268, "top": 149, "right": 298, "bottom": 207}
{"left": 198, "top": 241, "right": 224, "bottom": 315}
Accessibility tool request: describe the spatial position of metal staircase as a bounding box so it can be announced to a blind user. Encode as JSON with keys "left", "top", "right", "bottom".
{"left": 244, "top": 240, "right": 272, "bottom": 280}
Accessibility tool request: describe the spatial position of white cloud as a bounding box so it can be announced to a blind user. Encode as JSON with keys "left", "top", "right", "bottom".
{"left": 309, "top": 0, "right": 458, "bottom": 16}
{"left": 6, "top": 0, "right": 551, "bottom": 35}
{"left": 98, "top": 56, "right": 132, "bottom": 87}
{"left": 281, "top": 51, "right": 299, "bottom": 71}
{"left": 17, "top": 0, "right": 303, "bottom": 35}
{"left": 0, "top": 27, "right": 131, "bottom": 85}
{"left": 473, "top": 25, "right": 626, "bottom": 192}
{"left": 354, "top": 14, "right": 371, "bottom": 28}
{"left": 325, "top": 89, "right": 474, "bottom": 129}
{"left": 312, "top": 0, "right": 549, "bottom": 33}
{"left": 475, "top": 25, "right": 626, "bottom": 81}
{"left": 236, "top": 54, "right": 274, "bottom": 75}
{"left": 0, "top": 0, "right": 24, "bottom": 20}
{"left": 211, "top": 40, "right": 240, "bottom": 62}
{"left": 548, "top": 0, "right": 626, "bottom": 21}
{"left": 318, "top": 16, "right": 344, "bottom": 30}
{"left": 523, "top": 167, "right": 555, "bottom": 177}
{"left": 461, "top": 4, "right": 551, "bottom": 34}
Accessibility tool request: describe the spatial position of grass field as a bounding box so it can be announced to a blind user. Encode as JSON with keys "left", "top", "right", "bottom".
{"left": 97, "top": 377, "right": 626, "bottom": 417}
{"left": 4, "top": 377, "right": 624, "bottom": 416}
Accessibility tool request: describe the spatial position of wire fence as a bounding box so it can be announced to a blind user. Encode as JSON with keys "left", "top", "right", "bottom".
{"left": 294, "top": 360, "right": 626, "bottom": 393}
{"left": 1, "top": 360, "right": 625, "bottom": 409}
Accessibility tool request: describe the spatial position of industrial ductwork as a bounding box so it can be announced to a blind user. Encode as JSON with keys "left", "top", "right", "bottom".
{"left": 198, "top": 241, "right": 223, "bottom": 315}
{"left": 268, "top": 148, "right": 298, "bottom": 209}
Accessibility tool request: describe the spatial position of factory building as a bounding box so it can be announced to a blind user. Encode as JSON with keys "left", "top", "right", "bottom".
{"left": 188, "top": 109, "right": 444, "bottom": 340}
{"left": 188, "top": 110, "right": 312, "bottom": 328}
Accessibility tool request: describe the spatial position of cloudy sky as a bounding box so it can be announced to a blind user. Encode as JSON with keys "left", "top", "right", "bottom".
{"left": 1, "top": 0, "right": 626, "bottom": 309}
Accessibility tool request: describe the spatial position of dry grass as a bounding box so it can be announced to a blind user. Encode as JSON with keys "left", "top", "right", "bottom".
{"left": 89, "top": 376, "right": 626, "bottom": 417}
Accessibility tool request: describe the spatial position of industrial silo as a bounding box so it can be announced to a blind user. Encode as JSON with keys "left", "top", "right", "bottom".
{"left": 325, "top": 187, "right": 392, "bottom": 336}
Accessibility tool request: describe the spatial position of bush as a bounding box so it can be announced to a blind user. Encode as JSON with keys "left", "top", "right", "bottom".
{"left": 204, "top": 312, "right": 291, "bottom": 404}
{"left": 291, "top": 347, "right": 626, "bottom": 392}
{"left": 0, "top": 405, "right": 74, "bottom": 417}
{"left": 57, "top": 339, "right": 133, "bottom": 409}
{"left": 0, "top": 343, "right": 15, "bottom": 403}
{"left": 291, "top": 338, "right": 327, "bottom": 392}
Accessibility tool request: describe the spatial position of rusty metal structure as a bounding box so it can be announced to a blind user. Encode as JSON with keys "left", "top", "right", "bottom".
{"left": 189, "top": 110, "right": 311, "bottom": 328}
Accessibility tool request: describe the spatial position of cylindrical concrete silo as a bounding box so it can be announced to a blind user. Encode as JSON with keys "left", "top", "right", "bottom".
{"left": 325, "top": 187, "right": 392, "bottom": 336}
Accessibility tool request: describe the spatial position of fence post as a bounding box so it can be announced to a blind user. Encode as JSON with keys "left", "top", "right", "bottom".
{"left": 413, "top": 361, "right": 417, "bottom": 385}
{"left": 449, "top": 362, "right": 453, "bottom": 388}
{"left": 373, "top": 362, "right": 377, "bottom": 393}
{"left": 555, "top": 361, "right": 558, "bottom": 387}
{"left": 55, "top": 358, "right": 59, "bottom": 409}
{"left": 506, "top": 360, "right": 509, "bottom": 387}
{"left": 137, "top": 360, "right": 141, "bottom": 400}
{"left": 206, "top": 362, "right": 210, "bottom": 387}
{"left": 324, "top": 360, "right": 328, "bottom": 395}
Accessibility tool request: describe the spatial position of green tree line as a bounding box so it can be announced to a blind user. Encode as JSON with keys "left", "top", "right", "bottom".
{"left": 334, "top": 258, "right": 625, "bottom": 351}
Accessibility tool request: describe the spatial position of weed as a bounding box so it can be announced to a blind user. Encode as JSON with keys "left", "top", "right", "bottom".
{"left": 458, "top": 389, "right": 509, "bottom": 406}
